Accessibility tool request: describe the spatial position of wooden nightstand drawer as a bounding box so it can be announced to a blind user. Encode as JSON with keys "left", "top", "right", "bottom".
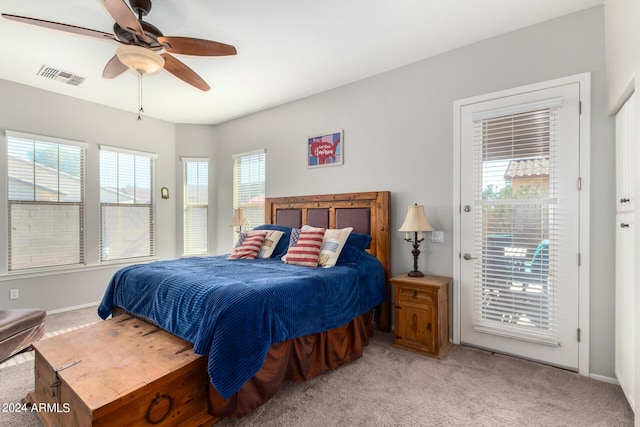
{"left": 397, "top": 285, "right": 435, "bottom": 305}
{"left": 391, "top": 273, "right": 452, "bottom": 359}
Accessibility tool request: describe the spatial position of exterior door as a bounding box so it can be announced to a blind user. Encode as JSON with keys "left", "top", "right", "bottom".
{"left": 458, "top": 81, "right": 581, "bottom": 369}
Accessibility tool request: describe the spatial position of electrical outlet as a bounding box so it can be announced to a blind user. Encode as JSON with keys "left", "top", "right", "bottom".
{"left": 9, "top": 289, "right": 19, "bottom": 300}
{"left": 431, "top": 231, "right": 444, "bottom": 243}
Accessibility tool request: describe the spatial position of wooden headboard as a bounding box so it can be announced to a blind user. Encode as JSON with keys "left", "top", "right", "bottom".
{"left": 265, "top": 191, "right": 391, "bottom": 332}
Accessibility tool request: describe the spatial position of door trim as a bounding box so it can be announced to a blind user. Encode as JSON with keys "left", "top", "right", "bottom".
{"left": 452, "top": 73, "right": 591, "bottom": 376}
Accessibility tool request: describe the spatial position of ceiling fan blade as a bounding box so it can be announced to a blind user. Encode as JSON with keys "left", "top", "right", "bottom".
{"left": 98, "top": 0, "right": 144, "bottom": 37}
{"left": 102, "top": 55, "right": 128, "bottom": 78}
{"left": 161, "top": 53, "right": 210, "bottom": 91}
{"left": 2, "top": 14, "right": 115, "bottom": 41}
{"left": 158, "top": 36, "right": 237, "bottom": 56}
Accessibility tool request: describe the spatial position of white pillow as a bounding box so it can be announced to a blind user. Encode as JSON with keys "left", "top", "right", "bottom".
{"left": 257, "top": 230, "right": 285, "bottom": 258}
{"left": 318, "top": 227, "right": 353, "bottom": 268}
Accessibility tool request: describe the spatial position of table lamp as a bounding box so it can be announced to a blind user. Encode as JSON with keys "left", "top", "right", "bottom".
{"left": 399, "top": 204, "right": 434, "bottom": 277}
{"left": 229, "top": 208, "right": 249, "bottom": 234}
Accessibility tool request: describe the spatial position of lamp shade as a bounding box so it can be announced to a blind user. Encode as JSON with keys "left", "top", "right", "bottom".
{"left": 116, "top": 45, "right": 165, "bottom": 75}
{"left": 398, "top": 204, "right": 434, "bottom": 232}
{"left": 229, "top": 208, "right": 249, "bottom": 227}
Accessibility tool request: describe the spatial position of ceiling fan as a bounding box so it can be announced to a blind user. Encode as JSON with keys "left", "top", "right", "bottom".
{"left": 1, "top": 0, "right": 237, "bottom": 91}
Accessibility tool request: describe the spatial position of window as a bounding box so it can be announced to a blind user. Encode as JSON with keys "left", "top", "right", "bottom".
{"left": 183, "top": 158, "right": 209, "bottom": 255}
{"left": 232, "top": 150, "right": 266, "bottom": 231}
{"left": 99, "top": 145, "right": 155, "bottom": 262}
{"left": 472, "top": 98, "right": 561, "bottom": 344}
{"left": 6, "top": 131, "right": 85, "bottom": 271}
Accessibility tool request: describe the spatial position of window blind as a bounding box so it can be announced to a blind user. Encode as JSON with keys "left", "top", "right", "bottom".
{"left": 232, "top": 150, "right": 266, "bottom": 230}
{"left": 183, "top": 159, "right": 209, "bottom": 255}
{"left": 472, "top": 103, "right": 559, "bottom": 346}
{"left": 99, "top": 146, "right": 155, "bottom": 262}
{"left": 6, "top": 132, "right": 85, "bottom": 271}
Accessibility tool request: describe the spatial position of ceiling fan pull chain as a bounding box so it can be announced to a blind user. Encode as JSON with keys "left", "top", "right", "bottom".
{"left": 137, "top": 72, "right": 144, "bottom": 121}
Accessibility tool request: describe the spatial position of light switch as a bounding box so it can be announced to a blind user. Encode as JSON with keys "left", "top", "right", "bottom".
{"left": 431, "top": 231, "right": 444, "bottom": 243}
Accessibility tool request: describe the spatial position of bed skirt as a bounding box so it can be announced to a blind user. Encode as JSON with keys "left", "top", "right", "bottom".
{"left": 111, "top": 307, "right": 373, "bottom": 420}
{"left": 208, "top": 310, "right": 374, "bottom": 418}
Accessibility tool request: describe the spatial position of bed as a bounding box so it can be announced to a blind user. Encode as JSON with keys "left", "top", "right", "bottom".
{"left": 97, "top": 191, "right": 391, "bottom": 419}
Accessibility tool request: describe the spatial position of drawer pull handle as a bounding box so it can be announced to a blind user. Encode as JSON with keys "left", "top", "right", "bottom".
{"left": 427, "top": 322, "right": 432, "bottom": 331}
{"left": 620, "top": 198, "right": 630, "bottom": 203}
{"left": 621, "top": 223, "right": 630, "bottom": 228}
{"left": 412, "top": 290, "right": 418, "bottom": 298}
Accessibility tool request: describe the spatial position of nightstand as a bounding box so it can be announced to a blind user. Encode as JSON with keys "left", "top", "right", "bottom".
{"left": 391, "top": 273, "right": 452, "bottom": 359}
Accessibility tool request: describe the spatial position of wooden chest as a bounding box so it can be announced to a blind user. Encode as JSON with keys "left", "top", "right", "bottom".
{"left": 24, "top": 316, "right": 218, "bottom": 427}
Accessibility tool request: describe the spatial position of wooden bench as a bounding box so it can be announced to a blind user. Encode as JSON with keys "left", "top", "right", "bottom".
{"left": 25, "top": 316, "right": 218, "bottom": 427}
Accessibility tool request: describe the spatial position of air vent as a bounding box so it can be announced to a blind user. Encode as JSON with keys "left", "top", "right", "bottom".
{"left": 37, "top": 65, "right": 86, "bottom": 86}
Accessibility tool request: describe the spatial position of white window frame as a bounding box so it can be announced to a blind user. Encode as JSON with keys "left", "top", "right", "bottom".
{"left": 4, "top": 130, "right": 86, "bottom": 273}
{"left": 182, "top": 157, "right": 209, "bottom": 256}
{"left": 99, "top": 144, "right": 157, "bottom": 263}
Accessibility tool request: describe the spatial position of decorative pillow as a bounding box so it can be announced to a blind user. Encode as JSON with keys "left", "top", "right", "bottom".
{"left": 318, "top": 227, "right": 353, "bottom": 268}
{"left": 336, "top": 232, "right": 372, "bottom": 265}
{"left": 289, "top": 227, "right": 303, "bottom": 246}
{"left": 253, "top": 224, "right": 292, "bottom": 258}
{"left": 228, "top": 230, "right": 269, "bottom": 259}
{"left": 233, "top": 232, "right": 247, "bottom": 248}
{"left": 284, "top": 227, "right": 326, "bottom": 267}
{"left": 257, "top": 230, "right": 285, "bottom": 259}
{"left": 280, "top": 227, "right": 302, "bottom": 262}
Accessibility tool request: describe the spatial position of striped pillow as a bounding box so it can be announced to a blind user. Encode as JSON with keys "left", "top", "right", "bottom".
{"left": 228, "top": 230, "right": 269, "bottom": 259}
{"left": 284, "top": 228, "right": 325, "bottom": 267}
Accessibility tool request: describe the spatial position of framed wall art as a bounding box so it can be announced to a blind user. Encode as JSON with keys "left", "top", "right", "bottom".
{"left": 307, "top": 130, "right": 343, "bottom": 168}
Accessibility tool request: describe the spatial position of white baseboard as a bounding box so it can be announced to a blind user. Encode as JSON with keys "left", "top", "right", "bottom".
{"left": 46, "top": 300, "right": 100, "bottom": 315}
{"left": 590, "top": 373, "right": 619, "bottom": 385}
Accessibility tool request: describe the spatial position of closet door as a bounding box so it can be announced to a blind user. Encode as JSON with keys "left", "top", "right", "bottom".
{"left": 615, "top": 93, "right": 635, "bottom": 411}
{"left": 616, "top": 94, "right": 635, "bottom": 212}
{"left": 615, "top": 214, "right": 635, "bottom": 411}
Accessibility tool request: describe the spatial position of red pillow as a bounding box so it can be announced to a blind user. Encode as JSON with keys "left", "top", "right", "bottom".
{"left": 284, "top": 228, "right": 325, "bottom": 267}
{"left": 228, "top": 230, "right": 268, "bottom": 259}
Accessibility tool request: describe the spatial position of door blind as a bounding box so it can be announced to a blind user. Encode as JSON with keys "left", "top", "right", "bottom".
{"left": 471, "top": 100, "right": 560, "bottom": 345}
{"left": 183, "top": 159, "right": 209, "bottom": 255}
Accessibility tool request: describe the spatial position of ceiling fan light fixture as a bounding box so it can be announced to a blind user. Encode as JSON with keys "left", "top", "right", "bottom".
{"left": 116, "top": 45, "right": 164, "bottom": 75}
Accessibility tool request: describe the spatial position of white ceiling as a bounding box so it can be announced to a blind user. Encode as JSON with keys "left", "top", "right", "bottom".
{"left": 0, "top": 0, "right": 603, "bottom": 125}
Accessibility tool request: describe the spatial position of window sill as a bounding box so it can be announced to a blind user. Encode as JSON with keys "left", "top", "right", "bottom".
{"left": 0, "top": 257, "right": 159, "bottom": 281}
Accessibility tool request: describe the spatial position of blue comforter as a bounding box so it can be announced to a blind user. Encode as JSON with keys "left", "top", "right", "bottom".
{"left": 97, "top": 253, "right": 385, "bottom": 399}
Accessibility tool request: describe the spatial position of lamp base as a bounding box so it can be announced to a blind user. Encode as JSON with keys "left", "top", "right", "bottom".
{"left": 407, "top": 270, "right": 424, "bottom": 277}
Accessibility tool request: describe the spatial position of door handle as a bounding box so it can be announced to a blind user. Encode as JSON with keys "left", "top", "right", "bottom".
{"left": 463, "top": 253, "right": 477, "bottom": 260}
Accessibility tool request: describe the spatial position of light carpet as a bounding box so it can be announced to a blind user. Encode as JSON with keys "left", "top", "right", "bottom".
{"left": 0, "top": 307, "right": 633, "bottom": 426}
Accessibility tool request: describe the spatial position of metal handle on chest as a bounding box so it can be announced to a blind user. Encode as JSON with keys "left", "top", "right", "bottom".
{"left": 146, "top": 393, "right": 174, "bottom": 425}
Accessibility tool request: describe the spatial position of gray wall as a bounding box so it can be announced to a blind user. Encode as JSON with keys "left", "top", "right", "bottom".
{"left": 605, "top": 0, "right": 638, "bottom": 113}
{"left": 0, "top": 6, "right": 616, "bottom": 379}
{"left": 0, "top": 79, "right": 178, "bottom": 312}
{"left": 213, "top": 7, "right": 615, "bottom": 378}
